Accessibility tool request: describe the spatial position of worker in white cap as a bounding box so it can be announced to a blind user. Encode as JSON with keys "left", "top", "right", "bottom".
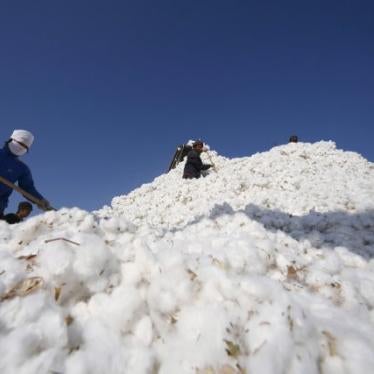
{"left": 0, "top": 130, "right": 50, "bottom": 218}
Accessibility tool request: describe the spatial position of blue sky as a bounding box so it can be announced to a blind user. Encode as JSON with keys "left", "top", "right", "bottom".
{"left": 1, "top": 0, "right": 373, "bottom": 213}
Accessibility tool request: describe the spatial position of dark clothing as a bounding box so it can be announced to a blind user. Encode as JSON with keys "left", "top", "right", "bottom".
{"left": 0, "top": 145, "right": 44, "bottom": 215}
{"left": 183, "top": 150, "right": 211, "bottom": 179}
{"left": 168, "top": 144, "right": 193, "bottom": 172}
{"left": 2, "top": 213, "right": 21, "bottom": 224}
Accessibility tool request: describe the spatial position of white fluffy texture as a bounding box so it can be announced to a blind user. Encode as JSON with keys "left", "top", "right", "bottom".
{"left": 1, "top": 141, "right": 374, "bottom": 373}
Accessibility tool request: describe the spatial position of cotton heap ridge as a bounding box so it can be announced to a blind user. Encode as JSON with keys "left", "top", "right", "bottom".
{"left": 1, "top": 141, "right": 374, "bottom": 374}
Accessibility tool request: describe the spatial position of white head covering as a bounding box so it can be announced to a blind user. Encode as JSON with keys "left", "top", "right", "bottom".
{"left": 11, "top": 129, "right": 34, "bottom": 148}
{"left": 8, "top": 129, "right": 34, "bottom": 156}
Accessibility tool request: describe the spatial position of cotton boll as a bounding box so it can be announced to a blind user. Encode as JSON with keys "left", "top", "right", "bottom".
{"left": 32, "top": 310, "right": 68, "bottom": 349}
{"left": 133, "top": 316, "right": 153, "bottom": 346}
{"left": 121, "top": 340, "right": 155, "bottom": 373}
{"left": 72, "top": 235, "right": 109, "bottom": 281}
{"left": 134, "top": 242, "right": 160, "bottom": 278}
{"left": 121, "top": 262, "right": 143, "bottom": 285}
{"left": 245, "top": 305, "right": 295, "bottom": 374}
{"left": 0, "top": 326, "right": 44, "bottom": 369}
{"left": 316, "top": 250, "right": 343, "bottom": 275}
{"left": 275, "top": 253, "right": 293, "bottom": 275}
{"left": 245, "top": 341, "right": 292, "bottom": 374}
{"left": 157, "top": 304, "right": 229, "bottom": 372}
{"left": 115, "top": 231, "right": 134, "bottom": 246}
{"left": 147, "top": 274, "right": 185, "bottom": 315}
{"left": 287, "top": 343, "right": 321, "bottom": 374}
{"left": 65, "top": 320, "right": 126, "bottom": 374}
{"left": 0, "top": 224, "right": 11, "bottom": 245}
{"left": 86, "top": 286, "right": 143, "bottom": 334}
{"left": 100, "top": 217, "right": 121, "bottom": 235}
{"left": 335, "top": 246, "right": 367, "bottom": 268}
{"left": 0, "top": 309, "right": 66, "bottom": 373}
{"left": 240, "top": 275, "right": 285, "bottom": 303}
{"left": 339, "top": 336, "right": 374, "bottom": 373}
{"left": 43, "top": 210, "right": 60, "bottom": 225}
{"left": 86, "top": 277, "right": 109, "bottom": 293}
{"left": 227, "top": 241, "right": 266, "bottom": 275}
{"left": 338, "top": 280, "right": 362, "bottom": 309}
{"left": 70, "top": 301, "right": 91, "bottom": 326}
{"left": 305, "top": 269, "right": 334, "bottom": 289}
{"left": 17, "top": 348, "right": 65, "bottom": 374}
{"left": 158, "top": 248, "right": 185, "bottom": 270}
{"left": 254, "top": 233, "right": 276, "bottom": 250}
{"left": 7, "top": 234, "right": 32, "bottom": 252}
{"left": 0, "top": 293, "right": 48, "bottom": 329}
{"left": 319, "top": 356, "right": 346, "bottom": 374}
{"left": 186, "top": 241, "right": 205, "bottom": 255}
{"left": 38, "top": 242, "right": 74, "bottom": 280}
{"left": 357, "top": 274, "right": 374, "bottom": 308}
{"left": 210, "top": 236, "right": 229, "bottom": 250}
{"left": 70, "top": 208, "right": 89, "bottom": 221}
{"left": 213, "top": 269, "right": 247, "bottom": 304}
{"left": 268, "top": 267, "right": 285, "bottom": 282}
{"left": 77, "top": 214, "right": 98, "bottom": 232}
{"left": 0, "top": 249, "right": 26, "bottom": 288}
{"left": 110, "top": 240, "right": 135, "bottom": 263}
{"left": 119, "top": 217, "right": 137, "bottom": 233}
{"left": 318, "top": 285, "right": 341, "bottom": 303}
{"left": 64, "top": 353, "right": 89, "bottom": 374}
{"left": 192, "top": 222, "right": 218, "bottom": 238}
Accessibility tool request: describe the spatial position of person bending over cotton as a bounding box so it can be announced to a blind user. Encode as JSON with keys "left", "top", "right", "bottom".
{"left": 0, "top": 129, "right": 50, "bottom": 219}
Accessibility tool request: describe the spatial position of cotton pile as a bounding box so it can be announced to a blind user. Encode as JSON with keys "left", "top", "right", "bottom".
{"left": 1, "top": 141, "right": 374, "bottom": 374}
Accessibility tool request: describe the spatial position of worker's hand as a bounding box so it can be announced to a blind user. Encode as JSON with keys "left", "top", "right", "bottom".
{"left": 38, "top": 199, "right": 52, "bottom": 211}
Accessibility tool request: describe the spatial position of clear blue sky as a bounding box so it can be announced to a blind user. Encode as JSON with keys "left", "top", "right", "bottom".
{"left": 1, "top": 0, "right": 373, "bottom": 213}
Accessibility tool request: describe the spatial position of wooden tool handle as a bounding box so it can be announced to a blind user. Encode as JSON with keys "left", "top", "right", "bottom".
{"left": 0, "top": 175, "right": 55, "bottom": 211}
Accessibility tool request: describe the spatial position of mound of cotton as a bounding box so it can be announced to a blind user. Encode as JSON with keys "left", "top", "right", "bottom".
{"left": 102, "top": 141, "right": 374, "bottom": 227}
{"left": 1, "top": 141, "right": 374, "bottom": 374}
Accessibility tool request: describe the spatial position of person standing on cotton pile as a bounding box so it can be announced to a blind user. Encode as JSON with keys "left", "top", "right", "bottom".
{"left": 289, "top": 135, "right": 298, "bottom": 143}
{"left": 183, "top": 140, "right": 212, "bottom": 179}
{"left": 0, "top": 130, "right": 51, "bottom": 219}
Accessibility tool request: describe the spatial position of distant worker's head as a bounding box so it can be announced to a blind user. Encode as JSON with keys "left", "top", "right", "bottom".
{"left": 289, "top": 135, "right": 298, "bottom": 143}
{"left": 7, "top": 130, "right": 34, "bottom": 156}
{"left": 192, "top": 140, "right": 204, "bottom": 153}
{"left": 17, "top": 201, "right": 33, "bottom": 219}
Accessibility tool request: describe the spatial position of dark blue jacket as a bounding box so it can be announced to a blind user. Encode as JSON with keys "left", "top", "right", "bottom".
{"left": 0, "top": 144, "right": 43, "bottom": 214}
{"left": 183, "top": 150, "right": 211, "bottom": 179}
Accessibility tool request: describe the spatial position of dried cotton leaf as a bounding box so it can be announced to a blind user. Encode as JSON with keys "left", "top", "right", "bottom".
{"left": 187, "top": 269, "right": 198, "bottom": 281}
{"left": 287, "top": 266, "right": 297, "bottom": 280}
{"left": 1, "top": 276, "right": 44, "bottom": 301}
{"left": 54, "top": 287, "right": 62, "bottom": 301}
{"left": 322, "top": 330, "right": 337, "bottom": 356}
{"left": 224, "top": 339, "right": 241, "bottom": 357}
